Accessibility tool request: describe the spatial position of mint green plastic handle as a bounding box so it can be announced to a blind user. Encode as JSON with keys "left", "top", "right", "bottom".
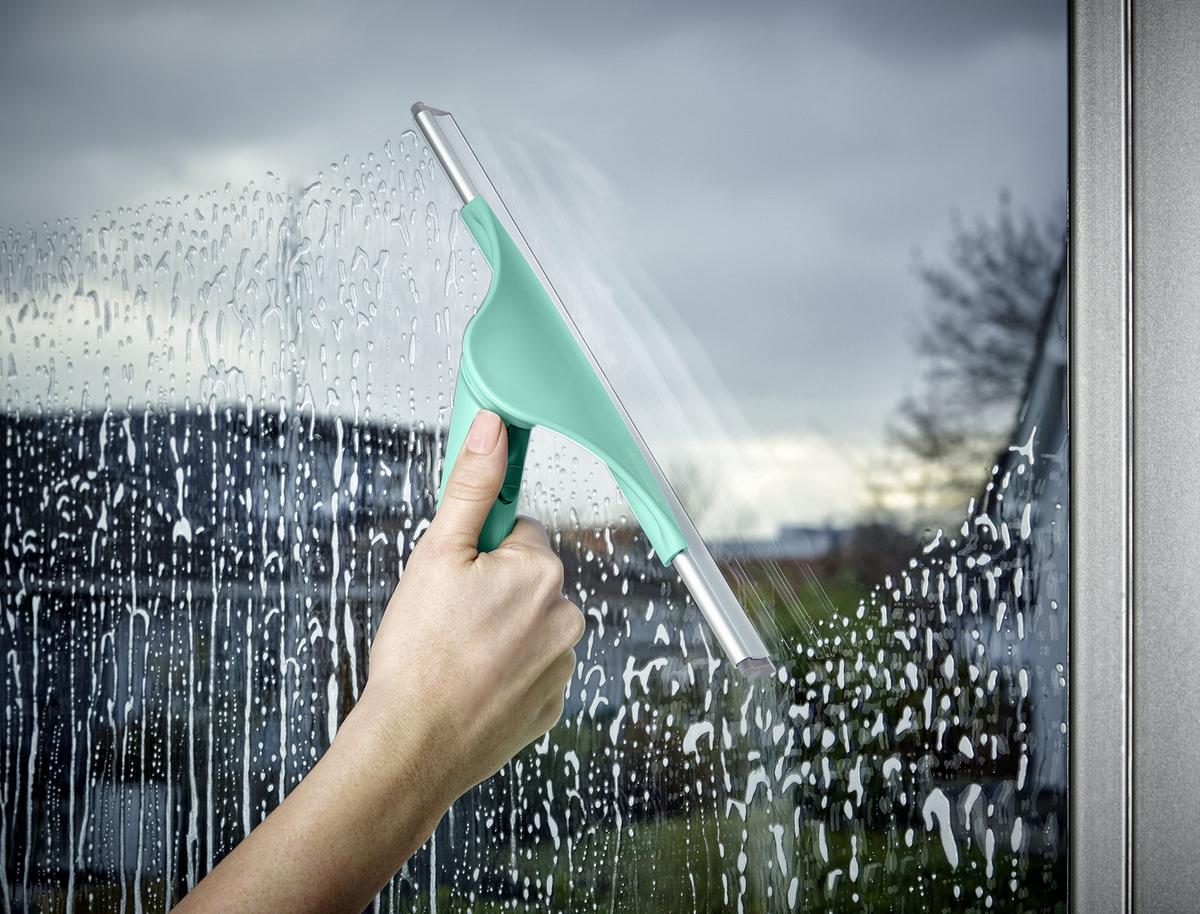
{"left": 436, "top": 198, "right": 688, "bottom": 562}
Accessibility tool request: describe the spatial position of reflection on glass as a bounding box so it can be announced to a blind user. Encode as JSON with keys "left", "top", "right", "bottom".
{"left": 2, "top": 127, "right": 1066, "bottom": 912}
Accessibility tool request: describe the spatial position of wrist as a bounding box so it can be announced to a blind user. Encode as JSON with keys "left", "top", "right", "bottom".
{"left": 344, "top": 682, "right": 460, "bottom": 823}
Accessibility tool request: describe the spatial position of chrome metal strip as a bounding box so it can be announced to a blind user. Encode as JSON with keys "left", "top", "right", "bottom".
{"left": 1069, "top": 0, "right": 1133, "bottom": 910}
{"left": 412, "top": 102, "right": 479, "bottom": 205}
{"left": 1130, "top": 1, "right": 1200, "bottom": 908}
{"left": 673, "top": 549, "right": 773, "bottom": 678}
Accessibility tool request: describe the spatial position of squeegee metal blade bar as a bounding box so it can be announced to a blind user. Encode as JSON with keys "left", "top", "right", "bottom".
{"left": 674, "top": 549, "right": 775, "bottom": 679}
{"left": 412, "top": 102, "right": 478, "bottom": 205}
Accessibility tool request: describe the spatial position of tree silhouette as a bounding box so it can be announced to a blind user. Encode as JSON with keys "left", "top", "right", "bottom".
{"left": 887, "top": 191, "right": 1065, "bottom": 525}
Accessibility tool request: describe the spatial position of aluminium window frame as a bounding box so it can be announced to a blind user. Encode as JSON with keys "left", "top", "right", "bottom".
{"left": 1069, "top": 0, "right": 1132, "bottom": 911}
{"left": 1072, "top": 0, "right": 1200, "bottom": 910}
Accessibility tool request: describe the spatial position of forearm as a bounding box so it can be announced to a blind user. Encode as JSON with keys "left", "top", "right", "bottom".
{"left": 174, "top": 412, "right": 580, "bottom": 911}
{"left": 173, "top": 686, "right": 451, "bottom": 914}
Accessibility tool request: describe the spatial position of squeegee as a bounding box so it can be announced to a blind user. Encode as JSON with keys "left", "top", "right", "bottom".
{"left": 413, "top": 102, "right": 774, "bottom": 679}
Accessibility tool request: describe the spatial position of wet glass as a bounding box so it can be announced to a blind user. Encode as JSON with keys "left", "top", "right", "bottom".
{"left": 1, "top": 6, "right": 1068, "bottom": 914}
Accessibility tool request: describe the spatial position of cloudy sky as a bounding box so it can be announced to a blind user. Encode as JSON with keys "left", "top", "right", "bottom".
{"left": 0, "top": 0, "right": 1066, "bottom": 531}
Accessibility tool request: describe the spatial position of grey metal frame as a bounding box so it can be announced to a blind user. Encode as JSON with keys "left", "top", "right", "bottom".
{"left": 1070, "top": 0, "right": 1133, "bottom": 911}
{"left": 1129, "top": 2, "right": 1200, "bottom": 910}
{"left": 1073, "top": 1, "right": 1200, "bottom": 910}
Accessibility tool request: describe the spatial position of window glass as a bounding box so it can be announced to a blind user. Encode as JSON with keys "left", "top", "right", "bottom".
{"left": 1, "top": 5, "right": 1067, "bottom": 912}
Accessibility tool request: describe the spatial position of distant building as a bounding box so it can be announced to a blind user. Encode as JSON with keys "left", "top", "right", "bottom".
{"left": 711, "top": 524, "right": 848, "bottom": 562}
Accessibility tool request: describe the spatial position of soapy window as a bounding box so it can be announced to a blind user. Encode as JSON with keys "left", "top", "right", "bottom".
{"left": 1, "top": 2, "right": 1067, "bottom": 911}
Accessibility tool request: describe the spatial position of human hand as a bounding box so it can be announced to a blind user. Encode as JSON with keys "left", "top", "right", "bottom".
{"left": 174, "top": 409, "right": 581, "bottom": 914}
{"left": 360, "top": 409, "right": 584, "bottom": 807}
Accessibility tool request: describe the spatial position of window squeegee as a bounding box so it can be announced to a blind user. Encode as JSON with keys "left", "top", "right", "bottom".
{"left": 413, "top": 102, "right": 775, "bottom": 680}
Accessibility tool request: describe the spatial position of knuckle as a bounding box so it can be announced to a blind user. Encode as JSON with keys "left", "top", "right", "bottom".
{"left": 410, "top": 534, "right": 447, "bottom": 566}
{"left": 418, "top": 530, "right": 464, "bottom": 564}
{"left": 514, "top": 544, "right": 562, "bottom": 593}
{"left": 515, "top": 515, "right": 548, "bottom": 541}
{"left": 538, "top": 552, "right": 565, "bottom": 590}
{"left": 540, "top": 693, "right": 566, "bottom": 730}
{"left": 558, "top": 647, "right": 578, "bottom": 680}
{"left": 562, "top": 603, "right": 585, "bottom": 646}
{"left": 445, "top": 471, "right": 494, "bottom": 504}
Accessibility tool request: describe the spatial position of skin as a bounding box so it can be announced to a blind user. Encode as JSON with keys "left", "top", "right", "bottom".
{"left": 173, "top": 409, "right": 585, "bottom": 913}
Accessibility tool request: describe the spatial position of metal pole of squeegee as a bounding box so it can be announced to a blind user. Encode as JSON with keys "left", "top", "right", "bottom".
{"left": 674, "top": 549, "right": 774, "bottom": 679}
{"left": 412, "top": 102, "right": 478, "bottom": 205}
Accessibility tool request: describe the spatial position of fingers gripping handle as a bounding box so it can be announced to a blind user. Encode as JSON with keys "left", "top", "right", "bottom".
{"left": 485, "top": 421, "right": 529, "bottom": 550}
{"left": 438, "top": 380, "right": 530, "bottom": 552}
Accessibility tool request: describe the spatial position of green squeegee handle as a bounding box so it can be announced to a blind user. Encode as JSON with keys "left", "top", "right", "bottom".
{"left": 440, "top": 378, "right": 531, "bottom": 551}
{"left": 436, "top": 198, "right": 689, "bottom": 560}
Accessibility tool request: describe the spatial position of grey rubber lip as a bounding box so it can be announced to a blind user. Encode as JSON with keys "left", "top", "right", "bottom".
{"left": 411, "top": 101, "right": 450, "bottom": 118}
{"left": 735, "top": 657, "right": 777, "bottom": 680}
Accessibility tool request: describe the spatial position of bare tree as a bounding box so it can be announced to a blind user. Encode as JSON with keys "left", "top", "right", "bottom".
{"left": 886, "top": 191, "right": 1065, "bottom": 525}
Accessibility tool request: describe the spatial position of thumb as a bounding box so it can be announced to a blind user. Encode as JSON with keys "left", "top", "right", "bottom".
{"left": 429, "top": 409, "right": 508, "bottom": 554}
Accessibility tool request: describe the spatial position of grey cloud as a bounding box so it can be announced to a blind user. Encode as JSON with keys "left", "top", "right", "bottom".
{"left": 0, "top": 0, "right": 1066, "bottom": 450}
